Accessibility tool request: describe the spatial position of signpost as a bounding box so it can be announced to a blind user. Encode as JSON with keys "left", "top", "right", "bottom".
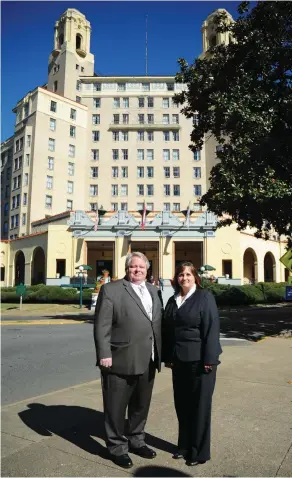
{"left": 280, "top": 248, "right": 292, "bottom": 300}
{"left": 16, "top": 283, "right": 27, "bottom": 310}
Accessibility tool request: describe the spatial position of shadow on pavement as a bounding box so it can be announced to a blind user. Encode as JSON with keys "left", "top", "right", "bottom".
{"left": 18, "top": 403, "right": 175, "bottom": 461}
{"left": 220, "top": 307, "right": 292, "bottom": 341}
{"left": 133, "top": 465, "right": 191, "bottom": 476}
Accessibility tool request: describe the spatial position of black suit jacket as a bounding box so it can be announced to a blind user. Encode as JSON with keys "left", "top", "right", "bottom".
{"left": 162, "top": 289, "right": 222, "bottom": 365}
{"left": 94, "top": 278, "right": 162, "bottom": 375}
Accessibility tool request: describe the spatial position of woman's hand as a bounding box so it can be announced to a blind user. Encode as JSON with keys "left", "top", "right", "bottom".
{"left": 204, "top": 364, "right": 212, "bottom": 373}
{"left": 164, "top": 362, "right": 173, "bottom": 368}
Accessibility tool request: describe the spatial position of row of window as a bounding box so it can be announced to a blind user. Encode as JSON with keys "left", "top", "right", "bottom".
{"left": 92, "top": 97, "right": 179, "bottom": 109}
{"left": 14, "top": 135, "right": 31, "bottom": 154}
{"left": 10, "top": 213, "right": 26, "bottom": 229}
{"left": 49, "top": 118, "right": 77, "bottom": 138}
{"left": 46, "top": 177, "right": 74, "bottom": 194}
{"left": 90, "top": 149, "right": 201, "bottom": 161}
{"left": 87, "top": 184, "right": 202, "bottom": 197}
{"left": 79, "top": 82, "right": 175, "bottom": 93}
{"left": 11, "top": 174, "right": 29, "bottom": 190}
{"left": 110, "top": 131, "right": 180, "bottom": 142}
{"left": 91, "top": 202, "right": 203, "bottom": 213}
{"left": 111, "top": 113, "right": 180, "bottom": 125}
{"left": 50, "top": 100, "right": 77, "bottom": 121}
{"left": 48, "top": 139, "right": 76, "bottom": 157}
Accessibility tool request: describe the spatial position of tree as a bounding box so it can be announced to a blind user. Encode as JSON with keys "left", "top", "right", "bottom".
{"left": 175, "top": 1, "right": 292, "bottom": 243}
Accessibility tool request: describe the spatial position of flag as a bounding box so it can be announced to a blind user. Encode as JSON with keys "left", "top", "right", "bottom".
{"left": 141, "top": 201, "right": 146, "bottom": 230}
{"left": 94, "top": 206, "right": 99, "bottom": 232}
{"left": 185, "top": 202, "right": 191, "bottom": 230}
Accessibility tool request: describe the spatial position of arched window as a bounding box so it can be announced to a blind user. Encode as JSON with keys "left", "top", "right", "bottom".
{"left": 76, "top": 34, "right": 82, "bottom": 50}
{"left": 209, "top": 35, "right": 217, "bottom": 47}
{"left": 58, "top": 34, "right": 64, "bottom": 49}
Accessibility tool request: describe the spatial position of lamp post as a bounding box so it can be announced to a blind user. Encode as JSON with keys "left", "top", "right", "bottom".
{"left": 78, "top": 265, "right": 84, "bottom": 309}
{"left": 200, "top": 266, "right": 205, "bottom": 288}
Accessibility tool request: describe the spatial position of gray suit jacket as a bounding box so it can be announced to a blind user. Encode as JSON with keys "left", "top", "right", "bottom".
{"left": 94, "top": 278, "right": 162, "bottom": 375}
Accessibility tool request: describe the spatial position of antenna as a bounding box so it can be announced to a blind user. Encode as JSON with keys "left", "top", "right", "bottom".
{"left": 146, "top": 15, "right": 148, "bottom": 76}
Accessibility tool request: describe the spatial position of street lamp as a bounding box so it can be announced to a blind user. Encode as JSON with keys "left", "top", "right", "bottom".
{"left": 78, "top": 265, "right": 85, "bottom": 309}
{"left": 200, "top": 266, "right": 205, "bottom": 288}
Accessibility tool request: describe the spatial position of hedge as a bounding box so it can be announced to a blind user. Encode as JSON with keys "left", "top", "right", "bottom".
{"left": 0, "top": 282, "right": 288, "bottom": 306}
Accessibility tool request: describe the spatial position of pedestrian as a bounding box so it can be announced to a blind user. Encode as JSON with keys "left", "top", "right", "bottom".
{"left": 94, "top": 252, "right": 162, "bottom": 469}
{"left": 158, "top": 277, "right": 164, "bottom": 291}
{"left": 162, "top": 261, "right": 222, "bottom": 466}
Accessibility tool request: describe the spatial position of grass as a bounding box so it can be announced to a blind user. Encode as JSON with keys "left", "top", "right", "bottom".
{"left": 1, "top": 303, "right": 89, "bottom": 315}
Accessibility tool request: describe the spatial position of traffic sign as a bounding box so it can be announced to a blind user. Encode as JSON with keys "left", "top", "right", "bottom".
{"left": 16, "top": 283, "right": 27, "bottom": 296}
{"left": 280, "top": 248, "right": 292, "bottom": 272}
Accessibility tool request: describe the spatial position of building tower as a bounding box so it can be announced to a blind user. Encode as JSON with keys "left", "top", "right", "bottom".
{"left": 47, "top": 8, "right": 95, "bottom": 100}
{"left": 201, "top": 9, "right": 234, "bottom": 53}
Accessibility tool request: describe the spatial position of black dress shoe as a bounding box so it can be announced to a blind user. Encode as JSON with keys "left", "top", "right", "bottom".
{"left": 185, "top": 460, "right": 206, "bottom": 466}
{"left": 129, "top": 445, "right": 157, "bottom": 459}
{"left": 111, "top": 454, "right": 133, "bottom": 469}
{"left": 172, "top": 453, "right": 184, "bottom": 459}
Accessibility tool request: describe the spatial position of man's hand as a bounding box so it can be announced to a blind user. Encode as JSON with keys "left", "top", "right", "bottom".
{"left": 204, "top": 365, "right": 212, "bottom": 373}
{"left": 100, "top": 358, "right": 112, "bottom": 368}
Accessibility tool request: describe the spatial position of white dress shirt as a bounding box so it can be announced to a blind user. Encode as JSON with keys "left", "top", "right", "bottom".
{"left": 131, "top": 281, "right": 154, "bottom": 360}
{"left": 175, "top": 284, "right": 197, "bottom": 308}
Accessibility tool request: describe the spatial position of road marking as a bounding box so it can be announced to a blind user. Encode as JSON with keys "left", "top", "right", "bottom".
{"left": 1, "top": 320, "right": 86, "bottom": 326}
{"left": 220, "top": 337, "right": 248, "bottom": 342}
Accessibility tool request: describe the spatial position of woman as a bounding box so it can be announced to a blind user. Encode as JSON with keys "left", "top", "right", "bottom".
{"left": 162, "top": 261, "right": 222, "bottom": 466}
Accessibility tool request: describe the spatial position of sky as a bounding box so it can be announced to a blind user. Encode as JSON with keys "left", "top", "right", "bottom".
{"left": 1, "top": 1, "right": 241, "bottom": 140}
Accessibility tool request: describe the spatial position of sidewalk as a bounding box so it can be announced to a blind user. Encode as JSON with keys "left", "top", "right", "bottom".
{"left": 2, "top": 338, "right": 292, "bottom": 477}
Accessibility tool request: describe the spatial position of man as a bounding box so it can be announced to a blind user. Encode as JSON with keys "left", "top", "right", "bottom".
{"left": 94, "top": 252, "right": 162, "bottom": 469}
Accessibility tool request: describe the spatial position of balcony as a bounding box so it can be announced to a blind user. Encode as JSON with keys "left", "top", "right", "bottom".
{"left": 108, "top": 121, "right": 181, "bottom": 131}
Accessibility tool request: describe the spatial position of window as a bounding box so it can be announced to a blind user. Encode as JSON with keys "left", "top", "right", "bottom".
{"left": 122, "top": 114, "right": 129, "bottom": 124}
{"left": 56, "top": 259, "right": 66, "bottom": 277}
{"left": 173, "top": 131, "right": 179, "bottom": 141}
{"left": 222, "top": 260, "right": 232, "bottom": 278}
{"left": 45, "top": 195, "right": 52, "bottom": 208}
{"left": 147, "top": 185, "right": 154, "bottom": 196}
{"left": 93, "top": 98, "right": 101, "bottom": 108}
{"left": 23, "top": 173, "right": 28, "bottom": 186}
{"left": 46, "top": 175, "right": 53, "bottom": 189}
{"left": 70, "top": 108, "right": 76, "bottom": 120}
{"left": 12, "top": 196, "right": 16, "bottom": 209}
{"left": 163, "top": 202, "right": 170, "bottom": 211}
{"left": 13, "top": 177, "right": 17, "bottom": 190}
{"left": 164, "top": 184, "right": 170, "bottom": 196}
{"left": 147, "top": 202, "right": 154, "bottom": 211}
{"left": 50, "top": 101, "right": 57, "bottom": 112}
{"left": 113, "top": 97, "right": 120, "bottom": 108}
{"left": 4, "top": 203, "right": 8, "bottom": 215}
{"left": 121, "top": 202, "right": 128, "bottom": 211}
{"left": 91, "top": 149, "right": 99, "bottom": 161}
{"left": 142, "top": 82, "right": 150, "bottom": 91}
{"left": 163, "top": 131, "right": 170, "bottom": 142}
{"left": 164, "top": 167, "right": 170, "bottom": 178}
{"left": 137, "top": 131, "right": 144, "bottom": 141}
{"left": 68, "top": 162, "right": 75, "bottom": 176}
{"left": 67, "top": 181, "right": 74, "bottom": 194}
{"left": 147, "top": 131, "right": 154, "bottom": 142}
{"left": 50, "top": 118, "right": 56, "bottom": 131}
{"left": 163, "top": 149, "right": 170, "bottom": 161}
{"left": 25, "top": 154, "right": 30, "bottom": 166}
{"left": 173, "top": 167, "right": 180, "bottom": 178}
{"left": 16, "top": 194, "right": 20, "bottom": 207}
{"left": 92, "top": 131, "right": 100, "bottom": 142}
{"left": 193, "top": 113, "right": 199, "bottom": 126}
{"left": 76, "top": 96, "right": 81, "bottom": 103}
{"left": 53, "top": 81, "right": 58, "bottom": 92}
{"left": 193, "top": 203, "right": 202, "bottom": 211}
{"left": 90, "top": 202, "right": 97, "bottom": 211}
{"left": 173, "top": 149, "right": 180, "bottom": 161}
{"left": 113, "top": 131, "right": 119, "bottom": 142}
{"left": 23, "top": 103, "right": 29, "bottom": 118}
{"left": 163, "top": 98, "right": 169, "bottom": 108}
{"left": 172, "top": 98, "right": 179, "bottom": 108}
{"left": 94, "top": 83, "right": 101, "bottom": 91}
{"left": 92, "top": 114, "right": 100, "bottom": 125}
{"left": 121, "top": 166, "right": 128, "bottom": 178}
{"left": 111, "top": 203, "right": 118, "bottom": 211}
{"left": 117, "top": 82, "right": 126, "bottom": 91}
{"left": 112, "top": 149, "right": 119, "bottom": 160}
{"left": 76, "top": 64, "right": 80, "bottom": 70}
{"left": 216, "top": 145, "right": 223, "bottom": 153}
{"left": 137, "top": 149, "right": 144, "bottom": 161}
{"left": 172, "top": 114, "right": 179, "bottom": 124}
{"left": 193, "top": 185, "right": 202, "bottom": 196}
{"left": 138, "top": 114, "right": 145, "bottom": 124}
{"left": 122, "top": 149, "right": 128, "bottom": 160}
{"left": 193, "top": 167, "right": 201, "bottom": 179}
{"left": 22, "top": 213, "right": 26, "bottom": 225}
{"left": 5, "top": 185, "right": 9, "bottom": 198}
{"left": 70, "top": 125, "right": 76, "bottom": 137}
{"left": 173, "top": 185, "right": 180, "bottom": 196}
{"left": 48, "top": 138, "right": 55, "bottom": 152}
{"left": 0, "top": 266, "right": 5, "bottom": 281}
{"left": 138, "top": 97, "right": 145, "bottom": 108}
{"left": 137, "top": 167, "right": 144, "bottom": 178}
{"left": 173, "top": 203, "right": 180, "bottom": 212}
{"left": 69, "top": 144, "right": 75, "bottom": 157}
{"left": 90, "top": 184, "right": 98, "bottom": 196}
{"left": 167, "top": 82, "right": 174, "bottom": 91}
{"left": 112, "top": 167, "right": 119, "bottom": 178}
{"left": 7, "top": 167, "right": 11, "bottom": 180}
{"left": 147, "top": 149, "right": 154, "bottom": 161}
{"left": 26, "top": 135, "right": 31, "bottom": 147}
{"left": 147, "top": 166, "right": 154, "bottom": 178}
{"left": 163, "top": 114, "right": 169, "bottom": 124}
{"left": 147, "top": 114, "right": 154, "bottom": 124}
{"left": 23, "top": 193, "right": 27, "bottom": 205}
{"left": 120, "top": 184, "right": 128, "bottom": 196}
{"left": 76, "top": 80, "right": 81, "bottom": 91}
{"left": 123, "top": 97, "right": 129, "bottom": 108}
{"left": 67, "top": 200, "right": 73, "bottom": 211}
{"left": 111, "top": 185, "right": 118, "bottom": 196}
{"left": 137, "top": 184, "right": 144, "bottom": 195}
{"left": 121, "top": 131, "right": 128, "bottom": 141}
{"left": 11, "top": 216, "right": 15, "bottom": 229}
{"left": 14, "top": 158, "right": 18, "bottom": 171}
{"left": 194, "top": 150, "right": 201, "bottom": 161}
{"left": 113, "top": 114, "right": 120, "bottom": 124}
{"left": 137, "top": 202, "right": 143, "bottom": 210}
{"left": 15, "top": 214, "right": 19, "bottom": 227}
{"left": 148, "top": 97, "right": 154, "bottom": 107}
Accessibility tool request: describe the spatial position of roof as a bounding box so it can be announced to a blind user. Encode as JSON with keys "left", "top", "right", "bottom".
{"left": 31, "top": 210, "right": 71, "bottom": 226}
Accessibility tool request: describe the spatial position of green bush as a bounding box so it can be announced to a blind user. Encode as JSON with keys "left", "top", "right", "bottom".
{"left": 204, "top": 282, "right": 286, "bottom": 306}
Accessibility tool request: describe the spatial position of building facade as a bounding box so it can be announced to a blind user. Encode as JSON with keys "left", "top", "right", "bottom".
{"left": 0, "top": 8, "right": 289, "bottom": 286}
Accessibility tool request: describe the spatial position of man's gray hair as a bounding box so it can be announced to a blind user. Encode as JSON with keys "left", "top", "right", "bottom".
{"left": 125, "top": 252, "right": 150, "bottom": 271}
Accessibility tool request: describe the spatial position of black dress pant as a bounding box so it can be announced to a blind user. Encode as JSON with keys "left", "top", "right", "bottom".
{"left": 101, "top": 361, "right": 156, "bottom": 456}
{"left": 172, "top": 358, "right": 217, "bottom": 462}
